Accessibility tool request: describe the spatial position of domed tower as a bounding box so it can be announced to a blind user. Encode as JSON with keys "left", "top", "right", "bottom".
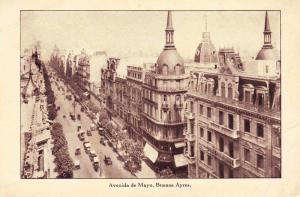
{"left": 142, "top": 11, "right": 189, "bottom": 170}
{"left": 156, "top": 11, "right": 185, "bottom": 75}
{"left": 194, "top": 16, "right": 218, "bottom": 63}
{"left": 256, "top": 11, "right": 279, "bottom": 60}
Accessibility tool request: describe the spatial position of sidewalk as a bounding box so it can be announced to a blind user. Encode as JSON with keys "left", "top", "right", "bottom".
{"left": 135, "top": 160, "right": 157, "bottom": 178}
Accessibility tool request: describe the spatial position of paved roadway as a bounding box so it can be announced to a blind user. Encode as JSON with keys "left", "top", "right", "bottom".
{"left": 51, "top": 75, "right": 135, "bottom": 178}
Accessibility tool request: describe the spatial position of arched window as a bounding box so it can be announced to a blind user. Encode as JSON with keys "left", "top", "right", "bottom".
{"left": 175, "top": 95, "right": 181, "bottom": 104}
{"left": 162, "top": 64, "right": 168, "bottom": 75}
{"left": 175, "top": 64, "right": 181, "bottom": 75}
{"left": 221, "top": 82, "right": 226, "bottom": 97}
{"left": 228, "top": 83, "right": 233, "bottom": 99}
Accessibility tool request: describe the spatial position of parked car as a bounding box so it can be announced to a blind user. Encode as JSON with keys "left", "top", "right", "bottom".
{"left": 77, "top": 114, "right": 81, "bottom": 120}
{"left": 104, "top": 155, "right": 112, "bottom": 165}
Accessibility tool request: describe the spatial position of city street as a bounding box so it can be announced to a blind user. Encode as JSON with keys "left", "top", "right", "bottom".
{"left": 52, "top": 75, "right": 135, "bottom": 178}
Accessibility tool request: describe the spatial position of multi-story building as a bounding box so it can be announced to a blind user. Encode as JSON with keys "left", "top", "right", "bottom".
{"left": 141, "top": 11, "right": 189, "bottom": 170}
{"left": 126, "top": 65, "right": 145, "bottom": 141}
{"left": 184, "top": 11, "right": 281, "bottom": 178}
{"left": 101, "top": 57, "right": 120, "bottom": 118}
{"left": 77, "top": 48, "right": 90, "bottom": 92}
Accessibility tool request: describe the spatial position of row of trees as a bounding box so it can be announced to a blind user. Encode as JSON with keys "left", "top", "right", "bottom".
{"left": 43, "top": 63, "right": 74, "bottom": 178}
{"left": 51, "top": 123, "right": 74, "bottom": 178}
{"left": 98, "top": 109, "right": 143, "bottom": 173}
{"left": 42, "top": 64, "right": 57, "bottom": 120}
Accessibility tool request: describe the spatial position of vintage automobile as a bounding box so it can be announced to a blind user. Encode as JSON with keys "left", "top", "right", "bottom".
{"left": 87, "top": 129, "right": 92, "bottom": 136}
{"left": 89, "top": 150, "right": 96, "bottom": 160}
{"left": 98, "top": 128, "right": 104, "bottom": 136}
{"left": 100, "top": 138, "right": 106, "bottom": 146}
{"left": 74, "top": 160, "right": 80, "bottom": 170}
{"left": 83, "top": 142, "right": 91, "bottom": 154}
{"left": 93, "top": 156, "right": 99, "bottom": 171}
{"left": 75, "top": 147, "right": 81, "bottom": 155}
{"left": 78, "top": 130, "right": 85, "bottom": 141}
{"left": 104, "top": 155, "right": 112, "bottom": 165}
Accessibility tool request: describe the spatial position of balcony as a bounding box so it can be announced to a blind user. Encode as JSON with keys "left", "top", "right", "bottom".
{"left": 210, "top": 121, "right": 240, "bottom": 139}
{"left": 161, "top": 103, "right": 169, "bottom": 110}
{"left": 272, "top": 146, "right": 281, "bottom": 158}
{"left": 188, "top": 90, "right": 280, "bottom": 119}
{"left": 186, "top": 133, "right": 195, "bottom": 142}
{"left": 185, "top": 111, "right": 195, "bottom": 120}
{"left": 242, "top": 132, "right": 266, "bottom": 147}
{"left": 184, "top": 150, "right": 195, "bottom": 164}
{"left": 174, "top": 103, "right": 183, "bottom": 109}
{"left": 215, "top": 150, "right": 241, "bottom": 168}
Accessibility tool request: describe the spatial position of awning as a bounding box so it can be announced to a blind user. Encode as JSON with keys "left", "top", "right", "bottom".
{"left": 175, "top": 142, "right": 186, "bottom": 148}
{"left": 174, "top": 154, "right": 188, "bottom": 167}
{"left": 143, "top": 143, "right": 158, "bottom": 163}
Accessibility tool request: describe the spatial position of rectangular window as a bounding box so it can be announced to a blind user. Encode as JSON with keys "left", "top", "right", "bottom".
{"left": 245, "top": 91, "right": 251, "bottom": 103}
{"left": 244, "top": 148, "right": 250, "bottom": 162}
{"left": 207, "top": 107, "right": 211, "bottom": 118}
{"left": 200, "top": 127, "right": 204, "bottom": 138}
{"left": 219, "top": 111, "right": 224, "bottom": 125}
{"left": 244, "top": 119, "right": 251, "bottom": 133}
{"left": 228, "top": 114, "right": 234, "bottom": 129}
{"left": 200, "top": 150, "right": 204, "bottom": 161}
{"left": 257, "top": 154, "right": 264, "bottom": 169}
{"left": 190, "top": 101, "right": 194, "bottom": 113}
{"left": 190, "top": 122, "right": 194, "bottom": 134}
{"left": 207, "top": 155, "right": 212, "bottom": 166}
{"left": 257, "top": 123, "right": 264, "bottom": 138}
{"left": 219, "top": 137, "right": 224, "bottom": 152}
{"left": 199, "top": 104, "right": 203, "bottom": 115}
{"left": 207, "top": 131, "right": 212, "bottom": 142}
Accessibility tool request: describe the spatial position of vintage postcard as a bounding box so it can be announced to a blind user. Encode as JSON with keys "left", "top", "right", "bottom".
{"left": 20, "top": 10, "right": 281, "bottom": 179}
{"left": 1, "top": 0, "right": 300, "bottom": 196}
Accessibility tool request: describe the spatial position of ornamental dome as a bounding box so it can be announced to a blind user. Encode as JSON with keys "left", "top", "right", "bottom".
{"left": 156, "top": 49, "right": 185, "bottom": 75}
{"left": 256, "top": 48, "right": 279, "bottom": 60}
{"left": 155, "top": 11, "right": 185, "bottom": 75}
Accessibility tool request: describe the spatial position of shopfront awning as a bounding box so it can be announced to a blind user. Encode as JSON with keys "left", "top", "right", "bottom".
{"left": 174, "top": 154, "right": 188, "bottom": 167}
{"left": 143, "top": 143, "right": 158, "bottom": 163}
{"left": 175, "top": 142, "right": 186, "bottom": 148}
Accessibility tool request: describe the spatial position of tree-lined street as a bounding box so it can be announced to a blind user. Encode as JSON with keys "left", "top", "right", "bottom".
{"left": 52, "top": 73, "right": 135, "bottom": 178}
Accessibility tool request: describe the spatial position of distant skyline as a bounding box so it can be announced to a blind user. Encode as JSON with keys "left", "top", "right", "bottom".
{"left": 21, "top": 10, "right": 280, "bottom": 62}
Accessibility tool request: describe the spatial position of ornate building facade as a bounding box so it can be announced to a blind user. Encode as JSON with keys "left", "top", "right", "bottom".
{"left": 184, "top": 11, "right": 281, "bottom": 178}
{"left": 140, "top": 11, "right": 189, "bottom": 170}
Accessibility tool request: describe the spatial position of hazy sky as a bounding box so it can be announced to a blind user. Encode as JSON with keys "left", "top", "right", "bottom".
{"left": 21, "top": 11, "right": 280, "bottom": 61}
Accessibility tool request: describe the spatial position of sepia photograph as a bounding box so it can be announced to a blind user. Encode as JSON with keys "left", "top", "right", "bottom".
{"left": 20, "top": 10, "right": 281, "bottom": 179}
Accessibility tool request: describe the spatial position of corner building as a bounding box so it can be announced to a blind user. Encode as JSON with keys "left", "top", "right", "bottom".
{"left": 141, "top": 11, "right": 189, "bottom": 170}
{"left": 184, "top": 11, "right": 281, "bottom": 178}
